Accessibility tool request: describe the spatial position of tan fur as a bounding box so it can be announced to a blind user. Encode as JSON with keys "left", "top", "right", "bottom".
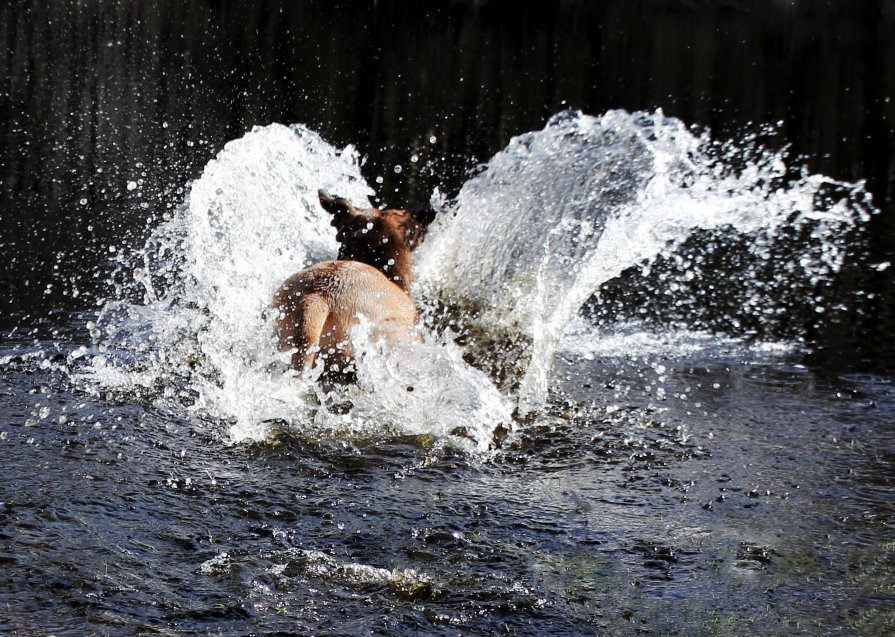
{"left": 272, "top": 190, "right": 436, "bottom": 375}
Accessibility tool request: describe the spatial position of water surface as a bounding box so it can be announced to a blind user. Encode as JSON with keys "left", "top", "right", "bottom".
{"left": 2, "top": 1, "right": 895, "bottom": 635}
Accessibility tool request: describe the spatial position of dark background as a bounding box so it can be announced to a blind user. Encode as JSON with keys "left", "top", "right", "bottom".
{"left": 2, "top": 0, "right": 894, "bottom": 368}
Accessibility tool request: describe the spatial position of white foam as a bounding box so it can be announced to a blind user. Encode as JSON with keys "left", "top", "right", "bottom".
{"left": 559, "top": 315, "right": 795, "bottom": 361}
{"left": 83, "top": 123, "right": 513, "bottom": 451}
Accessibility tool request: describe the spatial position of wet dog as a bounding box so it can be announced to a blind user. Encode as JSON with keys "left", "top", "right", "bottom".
{"left": 272, "top": 190, "right": 436, "bottom": 376}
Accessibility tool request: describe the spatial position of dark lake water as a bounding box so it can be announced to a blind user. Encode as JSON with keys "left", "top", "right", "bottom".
{"left": 2, "top": 1, "right": 895, "bottom": 635}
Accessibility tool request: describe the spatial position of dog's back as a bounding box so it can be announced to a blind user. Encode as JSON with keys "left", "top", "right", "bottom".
{"left": 272, "top": 190, "right": 436, "bottom": 375}
{"left": 273, "top": 260, "right": 417, "bottom": 372}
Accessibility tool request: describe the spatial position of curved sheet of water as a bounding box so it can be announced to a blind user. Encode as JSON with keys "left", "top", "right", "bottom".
{"left": 83, "top": 123, "right": 511, "bottom": 450}
{"left": 415, "top": 110, "right": 870, "bottom": 412}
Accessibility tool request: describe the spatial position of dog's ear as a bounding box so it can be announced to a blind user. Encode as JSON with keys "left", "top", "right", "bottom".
{"left": 318, "top": 190, "right": 357, "bottom": 217}
{"left": 410, "top": 205, "right": 437, "bottom": 226}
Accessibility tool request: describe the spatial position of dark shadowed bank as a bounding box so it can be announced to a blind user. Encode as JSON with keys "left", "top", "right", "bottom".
{"left": 1, "top": 0, "right": 894, "bottom": 364}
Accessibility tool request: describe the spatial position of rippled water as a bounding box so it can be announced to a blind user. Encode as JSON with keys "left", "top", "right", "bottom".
{"left": 3, "top": 109, "right": 894, "bottom": 635}
{"left": 3, "top": 322, "right": 894, "bottom": 635}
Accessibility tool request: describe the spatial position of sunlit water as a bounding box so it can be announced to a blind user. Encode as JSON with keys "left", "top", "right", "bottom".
{"left": 2, "top": 111, "right": 893, "bottom": 635}
{"left": 79, "top": 109, "right": 871, "bottom": 450}
{"left": 416, "top": 110, "right": 870, "bottom": 412}
{"left": 82, "top": 122, "right": 512, "bottom": 451}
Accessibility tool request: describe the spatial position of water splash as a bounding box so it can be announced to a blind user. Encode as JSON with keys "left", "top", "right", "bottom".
{"left": 82, "top": 123, "right": 511, "bottom": 450}
{"left": 416, "top": 110, "right": 872, "bottom": 412}
{"left": 81, "top": 110, "right": 873, "bottom": 448}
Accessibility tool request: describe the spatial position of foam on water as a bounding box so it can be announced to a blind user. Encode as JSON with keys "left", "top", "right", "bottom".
{"left": 82, "top": 110, "right": 872, "bottom": 449}
{"left": 559, "top": 315, "right": 795, "bottom": 362}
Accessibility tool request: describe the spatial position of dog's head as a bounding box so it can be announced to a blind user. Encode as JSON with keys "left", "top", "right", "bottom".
{"left": 318, "top": 189, "right": 436, "bottom": 288}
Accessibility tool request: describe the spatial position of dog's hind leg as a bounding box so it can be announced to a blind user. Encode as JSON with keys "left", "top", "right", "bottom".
{"left": 276, "top": 294, "right": 330, "bottom": 373}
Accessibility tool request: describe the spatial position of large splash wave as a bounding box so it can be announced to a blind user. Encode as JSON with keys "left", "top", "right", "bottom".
{"left": 84, "top": 123, "right": 512, "bottom": 451}
{"left": 81, "top": 110, "right": 873, "bottom": 449}
{"left": 416, "top": 110, "right": 871, "bottom": 411}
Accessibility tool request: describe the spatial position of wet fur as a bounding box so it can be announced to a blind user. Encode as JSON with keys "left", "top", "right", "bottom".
{"left": 272, "top": 190, "right": 436, "bottom": 376}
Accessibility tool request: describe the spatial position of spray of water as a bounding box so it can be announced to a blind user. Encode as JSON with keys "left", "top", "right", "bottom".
{"left": 83, "top": 123, "right": 512, "bottom": 450}
{"left": 415, "top": 110, "right": 871, "bottom": 412}
{"left": 80, "top": 110, "right": 872, "bottom": 449}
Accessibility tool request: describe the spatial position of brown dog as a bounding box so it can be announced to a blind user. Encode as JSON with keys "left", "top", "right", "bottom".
{"left": 272, "top": 190, "right": 436, "bottom": 375}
